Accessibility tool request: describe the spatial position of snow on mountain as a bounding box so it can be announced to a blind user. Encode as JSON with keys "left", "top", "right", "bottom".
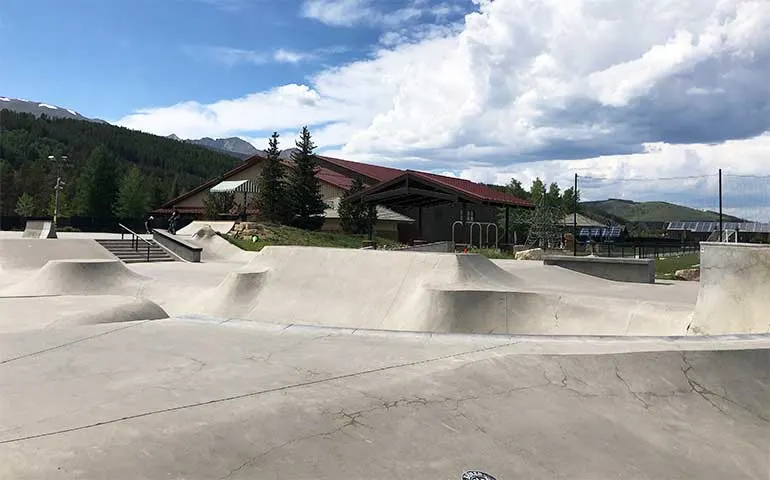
{"left": 0, "top": 96, "right": 104, "bottom": 123}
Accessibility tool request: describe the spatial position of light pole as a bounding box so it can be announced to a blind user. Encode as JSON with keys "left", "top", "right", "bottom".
{"left": 48, "top": 155, "right": 68, "bottom": 228}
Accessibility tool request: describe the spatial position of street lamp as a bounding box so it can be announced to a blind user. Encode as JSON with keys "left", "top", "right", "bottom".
{"left": 48, "top": 155, "right": 68, "bottom": 228}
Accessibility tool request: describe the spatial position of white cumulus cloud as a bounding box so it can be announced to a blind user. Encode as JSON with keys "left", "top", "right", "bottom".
{"left": 119, "top": 0, "right": 770, "bottom": 217}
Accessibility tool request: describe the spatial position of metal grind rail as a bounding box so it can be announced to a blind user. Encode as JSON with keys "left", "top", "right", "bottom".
{"left": 118, "top": 223, "right": 152, "bottom": 262}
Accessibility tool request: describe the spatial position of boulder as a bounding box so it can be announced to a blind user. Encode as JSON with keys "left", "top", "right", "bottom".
{"left": 674, "top": 267, "right": 700, "bottom": 281}
{"left": 515, "top": 248, "right": 544, "bottom": 261}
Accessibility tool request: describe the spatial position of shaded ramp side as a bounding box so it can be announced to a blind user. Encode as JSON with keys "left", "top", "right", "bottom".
{"left": 0, "top": 239, "right": 116, "bottom": 270}
{"left": 691, "top": 242, "right": 770, "bottom": 335}
{"left": 201, "top": 246, "right": 693, "bottom": 335}
{"left": 176, "top": 221, "right": 235, "bottom": 236}
{"left": 0, "top": 260, "right": 150, "bottom": 297}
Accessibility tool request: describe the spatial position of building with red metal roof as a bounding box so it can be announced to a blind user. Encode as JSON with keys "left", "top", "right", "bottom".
{"left": 157, "top": 152, "right": 532, "bottom": 244}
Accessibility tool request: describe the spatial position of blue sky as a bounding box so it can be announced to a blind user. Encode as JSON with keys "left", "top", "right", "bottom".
{"left": 2, "top": 0, "right": 770, "bottom": 219}
{"left": 0, "top": 0, "right": 422, "bottom": 119}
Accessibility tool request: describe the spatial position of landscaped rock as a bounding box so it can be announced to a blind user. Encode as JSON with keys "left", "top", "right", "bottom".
{"left": 674, "top": 267, "right": 700, "bottom": 281}
{"left": 515, "top": 248, "right": 544, "bottom": 261}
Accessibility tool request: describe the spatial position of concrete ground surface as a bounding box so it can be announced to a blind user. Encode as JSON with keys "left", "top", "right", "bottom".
{"left": 0, "top": 232, "right": 769, "bottom": 479}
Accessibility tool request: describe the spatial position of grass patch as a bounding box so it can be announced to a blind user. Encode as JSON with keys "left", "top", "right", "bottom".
{"left": 655, "top": 252, "right": 699, "bottom": 279}
{"left": 220, "top": 223, "right": 400, "bottom": 251}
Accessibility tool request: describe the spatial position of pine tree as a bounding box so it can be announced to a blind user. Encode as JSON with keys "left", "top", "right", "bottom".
{"left": 339, "top": 177, "right": 368, "bottom": 234}
{"left": 286, "top": 127, "right": 327, "bottom": 230}
{"left": 113, "top": 166, "right": 150, "bottom": 219}
{"left": 14, "top": 192, "right": 35, "bottom": 217}
{"left": 257, "top": 132, "right": 289, "bottom": 224}
{"left": 73, "top": 145, "right": 118, "bottom": 218}
{"left": 529, "top": 177, "right": 546, "bottom": 206}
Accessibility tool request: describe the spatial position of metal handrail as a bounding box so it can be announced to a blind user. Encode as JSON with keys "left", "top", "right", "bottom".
{"left": 118, "top": 223, "right": 152, "bottom": 262}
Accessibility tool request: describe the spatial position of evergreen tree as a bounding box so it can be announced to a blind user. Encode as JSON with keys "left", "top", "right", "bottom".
{"left": 257, "top": 132, "right": 289, "bottom": 223}
{"left": 505, "top": 177, "right": 530, "bottom": 200}
{"left": 545, "top": 182, "right": 561, "bottom": 209}
{"left": 561, "top": 186, "right": 580, "bottom": 214}
{"left": 14, "top": 192, "right": 35, "bottom": 217}
{"left": 339, "top": 177, "right": 368, "bottom": 234}
{"left": 0, "top": 160, "right": 18, "bottom": 216}
{"left": 286, "top": 127, "right": 327, "bottom": 230}
{"left": 73, "top": 145, "right": 118, "bottom": 217}
{"left": 529, "top": 177, "right": 546, "bottom": 206}
{"left": 113, "top": 166, "right": 150, "bottom": 218}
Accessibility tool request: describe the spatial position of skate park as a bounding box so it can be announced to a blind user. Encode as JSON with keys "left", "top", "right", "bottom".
{"left": 0, "top": 224, "right": 768, "bottom": 479}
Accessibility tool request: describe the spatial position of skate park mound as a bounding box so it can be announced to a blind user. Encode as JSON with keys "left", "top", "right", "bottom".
{"left": 690, "top": 242, "right": 770, "bottom": 335}
{"left": 0, "top": 295, "right": 168, "bottom": 333}
{"left": 1, "top": 259, "right": 150, "bottom": 297}
{"left": 0, "top": 238, "right": 116, "bottom": 270}
{"left": 199, "top": 246, "right": 695, "bottom": 335}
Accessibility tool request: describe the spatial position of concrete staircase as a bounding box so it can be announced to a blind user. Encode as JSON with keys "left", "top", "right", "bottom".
{"left": 95, "top": 238, "right": 176, "bottom": 264}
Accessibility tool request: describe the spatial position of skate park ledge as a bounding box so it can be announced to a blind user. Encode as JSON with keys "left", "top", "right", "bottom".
{"left": 542, "top": 255, "right": 655, "bottom": 284}
{"left": 152, "top": 229, "right": 202, "bottom": 262}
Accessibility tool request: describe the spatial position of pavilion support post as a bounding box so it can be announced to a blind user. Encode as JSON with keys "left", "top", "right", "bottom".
{"left": 368, "top": 204, "right": 375, "bottom": 242}
{"left": 418, "top": 206, "right": 423, "bottom": 240}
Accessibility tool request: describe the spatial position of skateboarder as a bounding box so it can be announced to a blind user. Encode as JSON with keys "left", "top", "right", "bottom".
{"left": 169, "top": 209, "right": 179, "bottom": 234}
{"left": 145, "top": 215, "right": 154, "bottom": 234}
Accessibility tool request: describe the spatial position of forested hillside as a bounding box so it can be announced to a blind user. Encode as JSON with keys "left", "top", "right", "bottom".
{"left": 0, "top": 109, "right": 240, "bottom": 221}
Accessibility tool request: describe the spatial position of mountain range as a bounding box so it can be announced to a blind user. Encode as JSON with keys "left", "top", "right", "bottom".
{"left": 1, "top": 96, "right": 259, "bottom": 159}
{"left": 0, "top": 96, "right": 106, "bottom": 123}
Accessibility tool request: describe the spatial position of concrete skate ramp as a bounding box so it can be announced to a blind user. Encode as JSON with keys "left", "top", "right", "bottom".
{"left": 176, "top": 220, "right": 235, "bottom": 236}
{"left": 0, "top": 295, "right": 168, "bottom": 333}
{"left": 0, "top": 320, "right": 767, "bottom": 479}
{"left": 691, "top": 242, "right": 770, "bottom": 335}
{"left": 21, "top": 219, "right": 56, "bottom": 238}
{"left": 200, "top": 246, "right": 693, "bottom": 335}
{"left": 0, "top": 238, "right": 116, "bottom": 270}
{"left": 0, "top": 259, "right": 149, "bottom": 297}
{"left": 187, "top": 225, "right": 254, "bottom": 262}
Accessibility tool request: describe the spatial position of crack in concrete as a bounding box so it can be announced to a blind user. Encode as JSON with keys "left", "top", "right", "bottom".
{"left": 0, "top": 320, "right": 153, "bottom": 367}
{"left": 680, "top": 353, "right": 770, "bottom": 424}
{"left": 613, "top": 361, "right": 650, "bottom": 409}
{"left": 0, "top": 341, "right": 518, "bottom": 445}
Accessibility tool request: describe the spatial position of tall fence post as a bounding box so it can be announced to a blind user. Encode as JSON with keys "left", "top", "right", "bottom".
{"left": 573, "top": 173, "right": 578, "bottom": 256}
{"left": 718, "top": 168, "right": 723, "bottom": 242}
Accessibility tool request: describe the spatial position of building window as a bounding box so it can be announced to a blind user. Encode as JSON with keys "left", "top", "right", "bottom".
{"left": 464, "top": 209, "right": 475, "bottom": 222}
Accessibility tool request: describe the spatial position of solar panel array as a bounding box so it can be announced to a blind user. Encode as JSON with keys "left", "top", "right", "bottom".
{"left": 577, "top": 226, "right": 622, "bottom": 239}
{"left": 666, "top": 221, "right": 770, "bottom": 233}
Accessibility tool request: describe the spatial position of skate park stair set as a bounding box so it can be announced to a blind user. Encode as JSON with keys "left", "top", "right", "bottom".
{"left": 95, "top": 238, "right": 175, "bottom": 263}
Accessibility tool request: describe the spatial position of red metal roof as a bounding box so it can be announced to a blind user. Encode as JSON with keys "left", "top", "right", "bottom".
{"left": 409, "top": 170, "right": 533, "bottom": 207}
{"left": 318, "top": 155, "right": 403, "bottom": 182}
{"left": 162, "top": 151, "right": 530, "bottom": 210}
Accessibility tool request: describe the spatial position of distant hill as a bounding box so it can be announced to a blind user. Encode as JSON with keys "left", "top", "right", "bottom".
{"left": 169, "top": 135, "right": 260, "bottom": 159}
{"left": 582, "top": 199, "right": 744, "bottom": 223}
{"left": 0, "top": 109, "right": 240, "bottom": 219}
{"left": 0, "top": 96, "right": 106, "bottom": 123}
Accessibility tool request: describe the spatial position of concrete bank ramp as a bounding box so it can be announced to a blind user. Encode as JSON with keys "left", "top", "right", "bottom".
{"left": 198, "top": 246, "right": 693, "bottom": 335}
{"left": 0, "top": 238, "right": 116, "bottom": 270}
{"left": 0, "top": 295, "right": 168, "bottom": 333}
{"left": 0, "top": 259, "right": 150, "bottom": 297}
{"left": 176, "top": 220, "right": 235, "bottom": 236}
{"left": 691, "top": 242, "right": 770, "bottom": 335}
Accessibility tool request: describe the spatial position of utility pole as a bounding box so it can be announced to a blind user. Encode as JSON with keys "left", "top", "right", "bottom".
{"left": 718, "top": 168, "right": 723, "bottom": 242}
{"left": 573, "top": 173, "right": 578, "bottom": 256}
{"left": 48, "top": 155, "right": 69, "bottom": 228}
